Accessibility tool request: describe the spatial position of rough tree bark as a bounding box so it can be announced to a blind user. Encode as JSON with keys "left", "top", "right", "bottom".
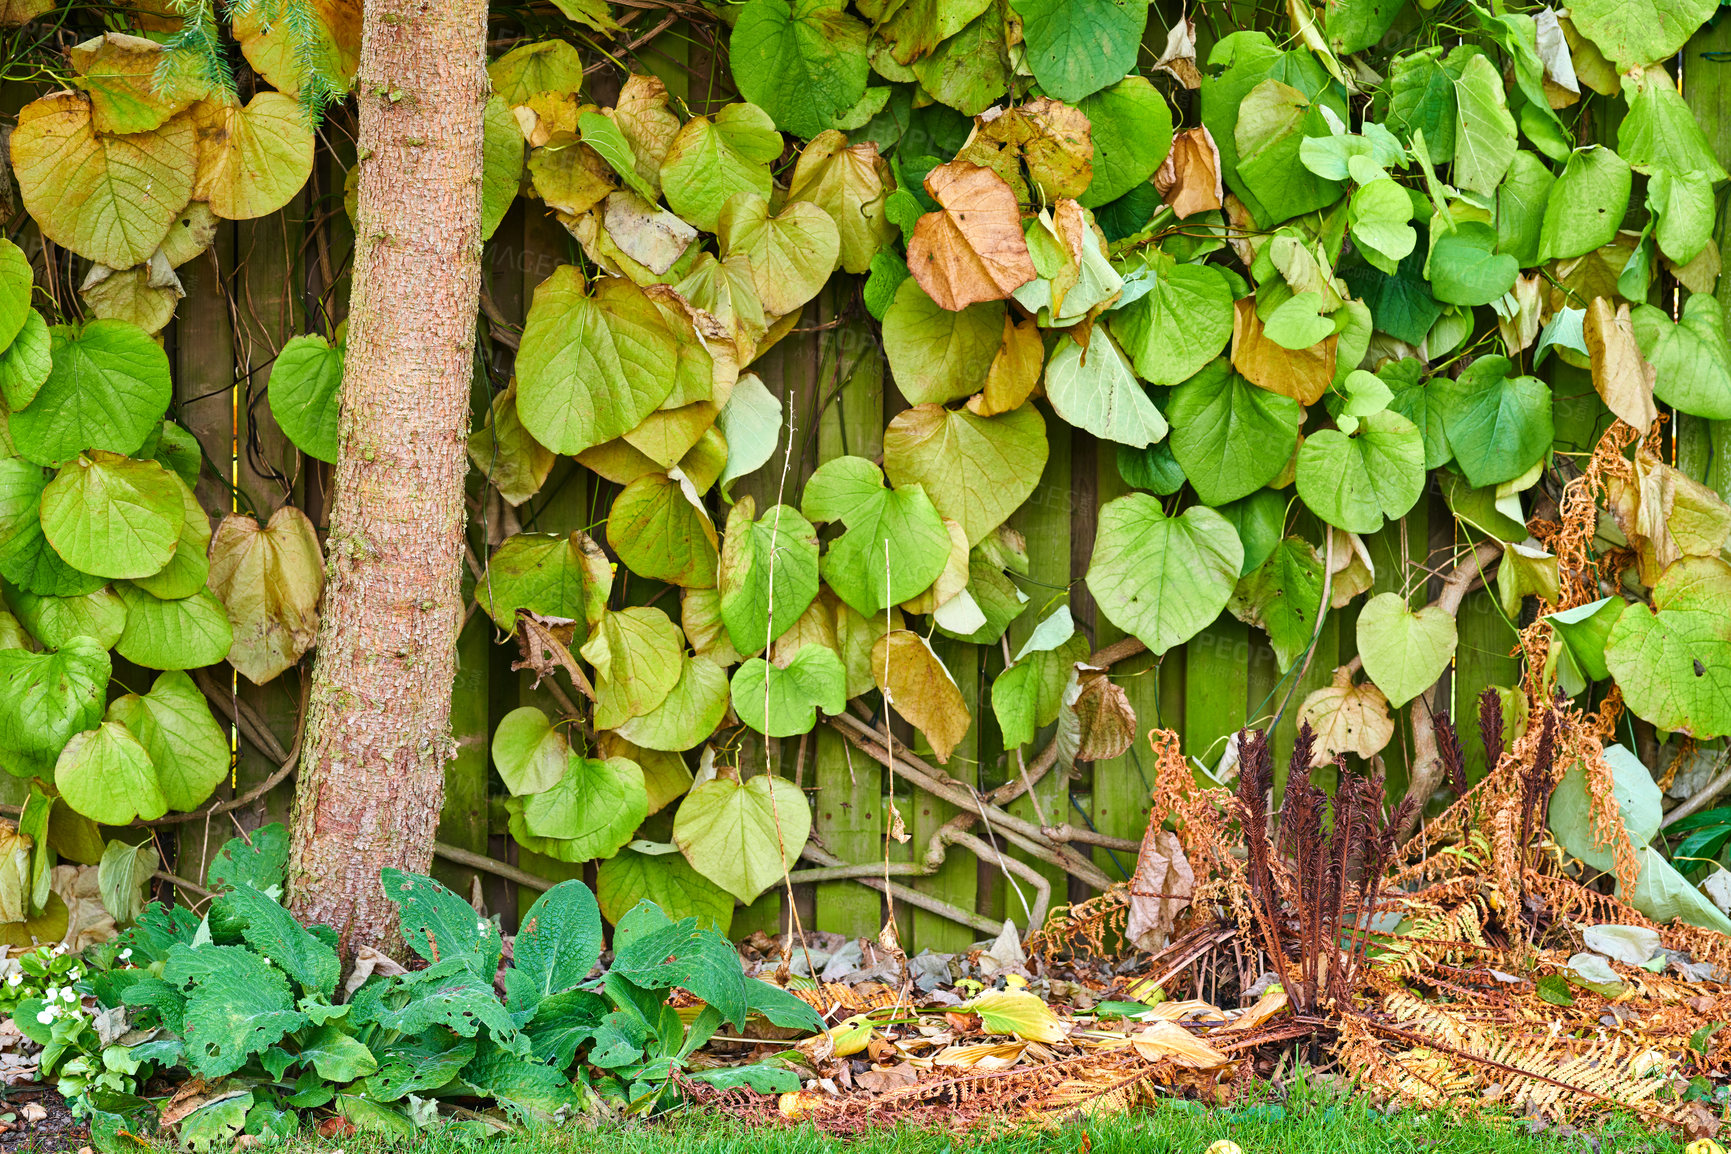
{"left": 286, "top": 0, "right": 489, "bottom": 954}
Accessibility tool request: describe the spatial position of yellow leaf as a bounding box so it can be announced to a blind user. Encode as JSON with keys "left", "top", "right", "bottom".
{"left": 967, "top": 989, "right": 1068, "bottom": 1043}
{"left": 1130, "top": 1019, "right": 1230, "bottom": 1069}
{"left": 1297, "top": 666, "right": 1395, "bottom": 764}
{"left": 872, "top": 629, "right": 972, "bottom": 763}
{"left": 11, "top": 92, "right": 196, "bottom": 268}
{"left": 190, "top": 93, "right": 315, "bottom": 221}
{"left": 206, "top": 507, "right": 325, "bottom": 686}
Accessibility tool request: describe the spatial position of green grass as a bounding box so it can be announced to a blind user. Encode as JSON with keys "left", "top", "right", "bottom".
{"left": 230, "top": 1089, "right": 1693, "bottom": 1154}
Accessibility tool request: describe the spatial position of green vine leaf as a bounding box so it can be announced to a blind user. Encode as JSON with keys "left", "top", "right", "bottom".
{"left": 730, "top": 0, "right": 869, "bottom": 140}
{"left": 56, "top": 720, "right": 165, "bottom": 825}
{"left": 1086, "top": 493, "right": 1242, "bottom": 655}
{"left": 11, "top": 320, "right": 171, "bottom": 466}
{"left": 673, "top": 772, "right": 810, "bottom": 905}
{"left": 800, "top": 455, "right": 950, "bottom": 616}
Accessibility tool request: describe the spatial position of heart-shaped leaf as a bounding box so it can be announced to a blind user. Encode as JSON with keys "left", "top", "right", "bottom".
{"left": 520, "top": 756, "right": 648, "bottom": 861}
{"left": 1355, "top": 591, "right": 1458, "bottom": 707}
{"left": 1086, "top": 494, "right": 1242, "bottom": 655}
{"left": 673, "top": 771, "right": 810, "bottom": 905}
{"left": 106, "top": 670, "right": 229, "bottom": 812}
{"left": 730, "top": 645, "right": 846, "bottom": 737}
{"left": 56, "top": 721, "right": 165, "bottom": 824}
{"left": 491, "top": 706, "right": 571, "bottom": 796}
{"left": 39, "top": 452, "right": 183, "bottom": 580}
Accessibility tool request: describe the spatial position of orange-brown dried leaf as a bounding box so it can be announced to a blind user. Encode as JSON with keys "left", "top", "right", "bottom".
{"left": 906, "top": 161, "right": 1036, "bottom": 311}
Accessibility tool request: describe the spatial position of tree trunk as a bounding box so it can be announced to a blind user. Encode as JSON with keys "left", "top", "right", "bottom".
{"left": 286, "top": 0, "right": 489, "bottom": 954}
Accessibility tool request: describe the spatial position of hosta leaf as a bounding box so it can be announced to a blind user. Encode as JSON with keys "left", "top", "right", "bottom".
{"left": 1086, "top": 494, "right": 1242, "bottom": 655}
{"left": 1295, "top": 410, "right": 1426, "bottom": 534}
{"left": 476, "top": 531, "right": 588, "bottom": 630}
{"left": 165, "top": 943, "right": 307, "bottom": 1078}
{"left": 106, "top": 670, "right": 229, "bottom": 813}
{"left": 881, "top": 278, "right": 1004, "bottom": 405}
{"left": 1431, "top": 356, "right": 1553, "bottom": 489}
{"left": 1227, "top": 536, "right": 1324, "bottom": 673}
{"left": 731, "top": 0, "right": 868, "bottom": 139}
{"left": 717, "top": 194, "right": 840, "bottom": 318}
{"left": 1166, "top": 358, "right": 1301, "bottom": 506}
{"left": 1011, "top": 0, "right": 1152, "bottom": 102}
{"left": 1076, "top": 77, "right": 1174, "bottom": 208}
{"left": 597, "top": 848, "right": 734, "bottom": 935}
{"left": 114, "top": 585, "right": 232, "bottom": 670}
{"left": 614, "top": 654, "right": 730, "bottom": 752}
{"left": 873, "top": 629, "right": 971, "bottom": 763}
{"left": 491, "top": 707, "right": 570, "bottom": 797}
{"left": 658, "top": 103, "right": 782, "bottom": 233}
{"left": 718, "top": 497, "right": 820, "bottom": 654}
{"left": 882, "top": 403, "right": 1047, "bottom": 548}
{"left": 55, "top": 721, "right": 165, "bottom": 825}
{"left": 11, "top": 320, "right": 172, "bottom": 466}
{"left": 515, "top": 267, "right": 679, "bottom": 456}
{"left": 581, "top": 607, "right": 683, "bottom": 730}
{"left": 1044, "top": 331, "right": 1168, "bottom": 449}
{"left": 673, "top": 772, "right": 810, "bottom": 905}
{"left": 522, "top": 756, "right": 648, "bottom": 860}
{"left": 40, "top": 452, "right": 182, "bottom": 580}
{"left": 730, "top": 646, "right": 846, "bottom": 737}
{"left": 1604, "top": 556, "right": 1731, "bottom": 738}
{"left": 1355, "top": 591, "right": 1457, "bottom": 707}
{"left": 606, "top": 472, "right": 719, "bottom": 588}
{"left": 1109, "top": 262, "right": 1235, "bottom": 386}
{"left": 206, "top": 507, "right": 323, "bottom": 685}
{"left": 266, "top": 334, "right": 343, "bottom": 464}
{"left": 10, "top": 93, "right": 195, "bottom": 268}
{"left": 190, "top": 93, "right": 315, "bottom": 221}
{"left": 800, "top": 455, "right": 949, "bottom": 616}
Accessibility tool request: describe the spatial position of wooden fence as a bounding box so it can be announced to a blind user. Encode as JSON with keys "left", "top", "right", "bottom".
{"left": 32, "top": 7, "right": 1730, "bottom": 957}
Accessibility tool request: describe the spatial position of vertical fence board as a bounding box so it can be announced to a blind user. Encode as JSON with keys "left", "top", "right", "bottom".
{"left": 812, "top": 306, "right": 885, "bottom": 939}
{"left": 232, "top": 206, "right": 305, "bottom": 832}
{"left": 995, "top": 412, "right": 1073, "bottom": 920}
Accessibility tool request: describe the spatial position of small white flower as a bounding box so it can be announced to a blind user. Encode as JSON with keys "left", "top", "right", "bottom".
{"left": 67, "top": 969, "right": 80, "bottom": 981}
{"left": 42, "top": 987, "right": 57, "bottom": 1002}
{"left": 6, "top": 973, "right": 20, "bottom": 987}
{"left": 34, "top": 1006, "right": 56, "bottom": 1025}
{"left": 50, "top": 945, "right": 65, "bottom": 956}
{"left": 118, "top": 948, "right": 132, "bottom": 961}
{"left": 60, "top": 989, "right": 76, "bottom": 1004}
